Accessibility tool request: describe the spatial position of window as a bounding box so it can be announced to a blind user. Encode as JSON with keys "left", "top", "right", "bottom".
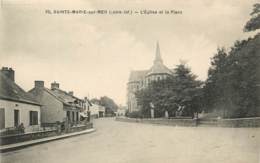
{"left": 72, "top": 112, "right": 75, "bottom": 122}
{"left": 29, "top": 111, "right": 38, "bottom": 125}
{"left": 14, "top": 110, "right": 20, "bottom": 127}
{"left": 76, "top": 112, "right": 79, "bottom": 122}
{"left": 0, "top": 108, "right": 5, "bottom": 129}
{"left": 67, "top": 111, "right": 70, "bottom": 121}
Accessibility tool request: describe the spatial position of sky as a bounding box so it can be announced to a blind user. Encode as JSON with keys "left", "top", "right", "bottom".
{"left": 0, "top": 0, "right": 258, "bottom": 105}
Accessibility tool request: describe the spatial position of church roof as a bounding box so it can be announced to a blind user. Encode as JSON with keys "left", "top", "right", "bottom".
{"left": 128, "top": 42, "right": 173, "bottom": 82}
{"left": 147, "top": 42, "right": 173, "bottom": 76}
{"left": 146, "top": 63, "right": 173, "bottom": 76}
{"left": 129, "top": 70, "right": 148, "bottom": 82}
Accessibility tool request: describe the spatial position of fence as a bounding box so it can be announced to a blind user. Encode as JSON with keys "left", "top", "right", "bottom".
{"left": 0, "top": 122, "right": 93, "bottom": 145}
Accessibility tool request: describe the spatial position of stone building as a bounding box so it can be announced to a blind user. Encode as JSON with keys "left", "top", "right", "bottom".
{"left": 127, "top": 42, "right": 174, "bottom": 112}
{"left": 29, "top": 81, "right": 85, "bottom": 124}
{"left": 0, "top": 67, "right": 41, "bottom": 131}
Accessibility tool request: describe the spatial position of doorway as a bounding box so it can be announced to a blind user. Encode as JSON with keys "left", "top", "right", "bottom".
{"left": 14, "top": 109, "right": 20, "bottom": 127}
{"left": 0, "top": 108, "right": 5, "bottom": 129}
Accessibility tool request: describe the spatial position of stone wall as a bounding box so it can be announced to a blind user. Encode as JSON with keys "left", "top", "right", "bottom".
{"left": 116, "top": 117, "right": 260, "bottom": 128}
{"left": 116, "top": 117, "right": 197, "bottom": 127}
{"left": 210, "top": 117, "right": 260, "bottom": 127}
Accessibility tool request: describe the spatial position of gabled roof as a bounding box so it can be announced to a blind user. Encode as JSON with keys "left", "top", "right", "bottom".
{"left": 0, "top": 72, "right": 41, "bottom": 106}
{"left": 129, "top": 70, "right": 148, "bottom": 82}
{"left": 128, "top": 42, "right": 174, "bottom": 82}
{"left": 146, "top": 63, "right": 173, "bottom": 76}
{"left": 147, "top": 41, "right": 173, "bottom": 76}
{"left": 43, "top": 87, "right": 84, "bottom": 108}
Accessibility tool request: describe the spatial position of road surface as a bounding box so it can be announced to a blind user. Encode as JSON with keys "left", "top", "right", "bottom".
{"left": 1, "top": 118, "right": 260, "bottom": 163}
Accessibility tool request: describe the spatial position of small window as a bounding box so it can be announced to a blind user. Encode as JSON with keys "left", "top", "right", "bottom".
{"left": 29, "top": 111, "right": 38, "bottom": 125}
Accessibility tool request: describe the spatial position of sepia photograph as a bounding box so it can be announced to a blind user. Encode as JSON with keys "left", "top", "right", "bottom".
{"left": 0, "top": 0, "right": 260, "bottom": 162}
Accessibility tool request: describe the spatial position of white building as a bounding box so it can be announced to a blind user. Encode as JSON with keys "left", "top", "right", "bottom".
{"left": 89, "top": 103, "right": 105, "bottom": 118}
{"left": 0, "top": 67, "right": 41, "bottom": 132}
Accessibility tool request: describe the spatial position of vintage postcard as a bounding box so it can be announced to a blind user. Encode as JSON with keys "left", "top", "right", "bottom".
{"left": 0, "top": 0, "right": 259, "bottom": 163}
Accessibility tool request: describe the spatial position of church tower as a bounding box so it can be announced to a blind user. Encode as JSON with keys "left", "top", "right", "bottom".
{"left": 154, "top": 41, "right": 163, "bottom": 65}
{"left": 127, "top": 41, "right": 173, "bottom": 112}
{"left": 145, "top": 42, "right": 173, "bottom": 84}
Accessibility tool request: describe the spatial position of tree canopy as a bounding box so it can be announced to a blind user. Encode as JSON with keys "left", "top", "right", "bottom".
{"left": 244, "top": 3, "right": 260, "bottom": 32}
{"left": 135, "top": 63, "right": 203, "bottom": 118}
{"left": 91, "top": 96, "right": 118, "bottom": 114}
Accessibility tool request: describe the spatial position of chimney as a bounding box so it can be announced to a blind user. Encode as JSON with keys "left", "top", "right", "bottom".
{"left": 51, "top": 82, "right": 59, "bottom": 89}
{"left": 35, "top": 81, "right": 44, "bottom": 88}
{"left": 1, "top": 67, "right": 15, "bottom": 82}
{"left": 68, "top": 91, "right": 74, "bottom": 96}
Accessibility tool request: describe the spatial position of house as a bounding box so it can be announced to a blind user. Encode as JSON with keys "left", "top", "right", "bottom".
{"left": 0, "top": 67, "right": 41, "bottom": 131}
{"left": 29, "top": 81, "right": 85, "bottom": 124}
{"left": 89, "top": 103, "right": 105, "bottom": 118}
{"left": 79, "top": 97, "right": 92, "bottom": 121}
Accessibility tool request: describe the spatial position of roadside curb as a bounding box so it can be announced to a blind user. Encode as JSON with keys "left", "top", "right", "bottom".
{"left": 0, "top": 128, "right": 96, "bottom": 153}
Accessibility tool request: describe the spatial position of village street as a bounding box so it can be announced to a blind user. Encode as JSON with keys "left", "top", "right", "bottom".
{"left": 1, "top": 118, "right": 260, "bottom": 163}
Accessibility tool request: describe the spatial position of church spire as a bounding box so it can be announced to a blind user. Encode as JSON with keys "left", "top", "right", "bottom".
{"left": 154, "top": 41, "right": 163, "bottom": 65}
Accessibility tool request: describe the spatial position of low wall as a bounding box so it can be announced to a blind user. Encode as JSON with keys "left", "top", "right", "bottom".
{"left": 211, "top": 117, "right": 260, "bottom": 128}
{"left": 116, "top": 117, "right": 260, "bottom": 128}
{"left": 116, "top": 117, "right": 197, "bottom": 127}
{"left": 0, "top": 122, "right": 93, "bottom": 145}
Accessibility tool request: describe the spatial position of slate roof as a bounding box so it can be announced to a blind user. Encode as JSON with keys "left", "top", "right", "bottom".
{"left": 43, "top": 87, "right": 84, "bottom": 108}
{"left": 146, "top": 63, "right": 173, "bottom": 76}
{"left": 0, "top": 72, "right": 41, "bottom": 106}
{"left": 128, "top": 42, "right": 174, "bottom": 82}
{"left": 129, "top": 70, "right": 148, "bottom": 82}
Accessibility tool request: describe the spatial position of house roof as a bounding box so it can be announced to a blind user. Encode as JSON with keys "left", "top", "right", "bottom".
{"left": 0, "top": 72, "right": 41, "bottom": 106}
{"left": 43, "top": 87, "right": 84, "bottom": 108}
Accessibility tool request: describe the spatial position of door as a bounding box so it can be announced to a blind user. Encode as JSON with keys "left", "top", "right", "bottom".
{"left": 14, "top": 109, "right": 20, "bottom": 127}
{"left": 0, "top": 108, "right": 5, "bottom": 129}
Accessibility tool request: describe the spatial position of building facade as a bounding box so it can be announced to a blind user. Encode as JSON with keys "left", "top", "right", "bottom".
{"left": 29, "top": 81, "right": 85, "bottom": 124}
{"left": 89, "top": 103, "right": 105, "bottom": 118}
{"left": 127, "top": 42, "right": 174, "bottom": 112}
{"left": 0, "top": 67, "right": 41, "bottom": 131}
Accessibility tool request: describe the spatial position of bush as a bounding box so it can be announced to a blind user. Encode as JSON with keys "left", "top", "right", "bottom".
{"left": 126, "top": 111, "right": 143, "bottom": 118}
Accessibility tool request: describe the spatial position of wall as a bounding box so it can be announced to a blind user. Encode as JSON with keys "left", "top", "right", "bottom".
{"left": 116, "top": 117, "right": 260, "bottom": 128}
{"left": 199, "top": 117, "right": 260, "bottom": 127}
{"left": 0, "top": 99, "right": 41, "bottom": 129}
{"left": 116, "top": 117, "right": 197, "bottom": 127}
{"left": 29, "top": 88, "right": 66, "bottom": 123}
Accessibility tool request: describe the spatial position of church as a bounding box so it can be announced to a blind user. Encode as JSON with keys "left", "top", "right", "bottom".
{"left": 127, "top": 42, "right": 174, "bottom": 112}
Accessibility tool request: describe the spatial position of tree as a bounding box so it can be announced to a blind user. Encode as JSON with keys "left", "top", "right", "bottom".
{"left": 203, "top": 3, "right": 260, "bottom": 118}
{"left": 173, "top": 63, "right": 203, "bottom": 117}
{"left": 203, "top": 47, "right": 228, "bottom": 113}
{"left": 203, "top": 35, "right": 260, "bottom": 118}
{"left": 90, "top": 98, "right": 101, "bottom": 105}
{"left": 100, "top": 96, "right": 118, "bottom": 115}
{"left": 244, "top": 3, "right": 260, "bottom": 32}
{"left": 135, "top": 63, "right": 203, "bottom": 118}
